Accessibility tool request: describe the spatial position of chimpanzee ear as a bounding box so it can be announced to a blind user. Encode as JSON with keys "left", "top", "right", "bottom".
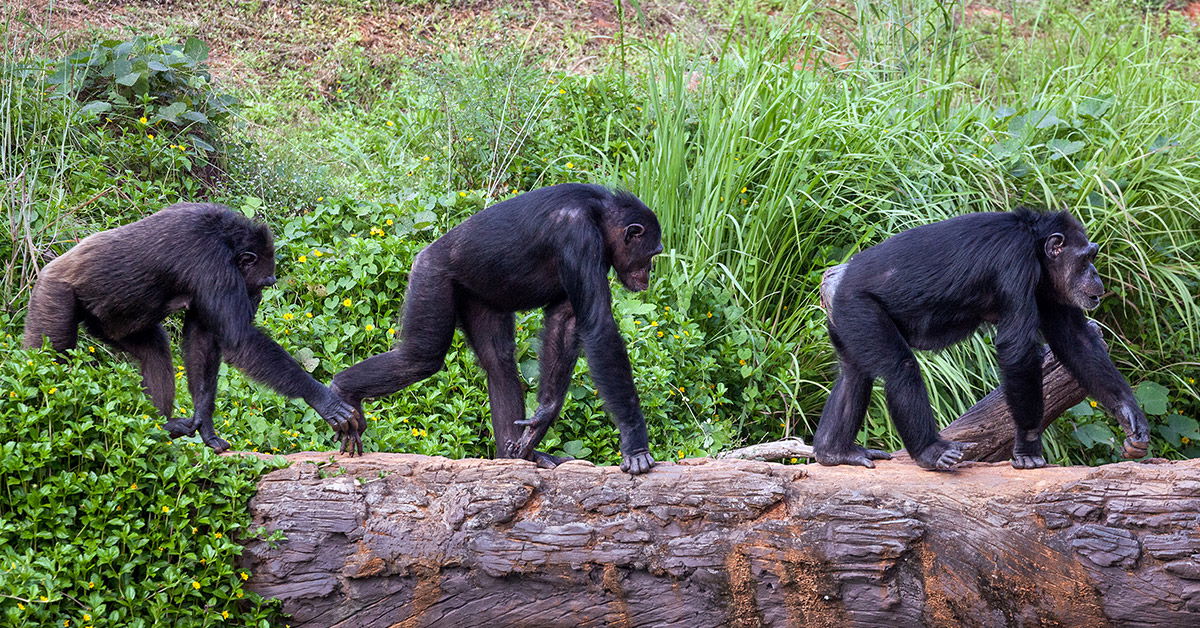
{"left": 1044, "top": 233, "right": 1065, "bottom": 260}
{"left": 236, "top": 251, "right": 258, "bottom": 269}
{"left": 624, "top": 223, "right": 645, "bottom": 243}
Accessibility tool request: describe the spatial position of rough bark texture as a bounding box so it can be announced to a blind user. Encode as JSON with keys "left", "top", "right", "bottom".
{"left": 242, "top": 453, "right": 1200, "bottom": 627}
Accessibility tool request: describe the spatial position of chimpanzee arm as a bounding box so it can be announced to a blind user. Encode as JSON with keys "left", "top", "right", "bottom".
{"left": 1039, "top": 300, "right": 1149, "bottom": 458}
{"left": 995, "top": 294, "right": 1047, "bottom": 468}
{"left": 190, "top": 269, "right": 358, "bottom": 443}
{"left": 559, "top": 228, "right": 654, "bottom": 474}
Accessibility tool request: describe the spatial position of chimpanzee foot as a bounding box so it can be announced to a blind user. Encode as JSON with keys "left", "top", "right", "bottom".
{"left": 1011, "top": 454, "right": 1046, "bottom": 469}
{"left": 620, "top": 449, "right": 655, "bottom": 475}
{"left": 913, "top": 440, "right": 967, "bottom": 471}
{"left": 814, "top": 445, "right": 892, "bottom": 468}
{"left": 531, "top": 450, "right": 574, "bottom": 469}
{"left": 202, "top": 434, "right": 230, "bottom": 454}
{"left": 164, "top": 417, "right": 200, "bottom": 439}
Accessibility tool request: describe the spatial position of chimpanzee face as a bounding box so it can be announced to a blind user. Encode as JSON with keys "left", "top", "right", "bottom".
{"left": 1044, "top": 228, "right": 1104, "bottom": 310}
{"left": 609, "top": 206, "right": 664, "bottom": 292}
{"left": 236, "top": 248, "right": 278, "bottom": 292}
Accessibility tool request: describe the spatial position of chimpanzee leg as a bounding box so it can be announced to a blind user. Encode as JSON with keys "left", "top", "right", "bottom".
{"left": 459, "top": 299, "right": 530, "bottom": 463}
{"left": 165, "top": 313, "right": 228, "bottom": 452}
{"left": 511, "top": 300, "right": 580, "bottom": 465}
{"left": 332, "top": 248, "right": 457, "bottom": 406}
{"left": 111, "top": 324, "right": 176, "bottom": 420}
{"left": 813, "top": 346, "right": 889, "bottom": 468}
{"left": 832, "top": 294, "right": 965, "bottom": 471}
{"left": 22, "top": 278, "right": 80, "bottom": 352}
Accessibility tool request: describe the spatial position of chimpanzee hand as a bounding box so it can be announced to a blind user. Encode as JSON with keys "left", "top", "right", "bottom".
{"left": 318, "top": 384, "right": 363, "bottom": 456}
{"left": 620, "top": 449, "right": 655, "bottom": 475}
{"left": 913, "top": 439, "right": 967, "bottom": 471}
{"left": 1116, "top": 403, "right": 1149, "bottom": 459}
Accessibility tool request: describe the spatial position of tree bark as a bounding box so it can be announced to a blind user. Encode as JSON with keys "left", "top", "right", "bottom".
{"left": 242, "top": 453, "right": 1200, "bottom": 627}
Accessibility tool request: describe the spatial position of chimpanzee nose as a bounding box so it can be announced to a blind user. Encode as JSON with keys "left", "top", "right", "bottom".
{"left": 262, "top": 276, "right": 277, "bottom": 287}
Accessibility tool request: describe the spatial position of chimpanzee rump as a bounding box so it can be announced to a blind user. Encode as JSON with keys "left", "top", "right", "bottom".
{"left": 332, "top": 184, "right": 663, "bottom": 474}
{"left": 23, "top": 203, "right": 357, "bottom": 452}
{"left": 814, "top": 208, "right": 1149, "bottom": 470}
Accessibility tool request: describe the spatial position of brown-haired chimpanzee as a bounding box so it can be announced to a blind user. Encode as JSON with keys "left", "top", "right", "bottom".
{"left": 23, "top": 203, "right": 357, "bottom": 452}
{"left": 814, "top": 208, "right": 1149, "bottom": 470}
{"left": 331, "top": 184, "right": 663, "bottom": 474}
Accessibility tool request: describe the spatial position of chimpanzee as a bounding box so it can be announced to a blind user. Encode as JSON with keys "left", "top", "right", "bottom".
{"left": 332, "top": 184, "right": 663, "bottom": 474}
{"left": 23, "top": 203, "right": 357, "bottom": 452}
{"left": 814, "top": 208, "right": 1150, "bottom": 470}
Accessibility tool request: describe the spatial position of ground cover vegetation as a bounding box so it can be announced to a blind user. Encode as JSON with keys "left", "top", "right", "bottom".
{"left": 2, "top": 0, "right": 1199, "bottom": 624}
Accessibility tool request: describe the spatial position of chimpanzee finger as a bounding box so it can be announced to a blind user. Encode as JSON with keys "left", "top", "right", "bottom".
{"left": 1121, "top": 437, "right": 1148, "bottom": 459}
{"left": 865, "top": 449, "right": 892, "bottom": 460}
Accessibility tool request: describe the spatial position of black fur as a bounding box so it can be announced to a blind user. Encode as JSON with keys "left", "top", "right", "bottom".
{"left": 23, "top": 203, "right": 356, "bottom": 452}
{"left": 813, "top": 208, "right": 1149, "bottom": 470}
{"left": 332, "top": 184, "right": 663, "bottom": 473}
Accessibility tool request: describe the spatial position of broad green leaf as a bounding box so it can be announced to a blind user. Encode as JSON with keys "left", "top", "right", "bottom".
{"left": 1135, "top": 381, "right": 1169, "bottom": 415}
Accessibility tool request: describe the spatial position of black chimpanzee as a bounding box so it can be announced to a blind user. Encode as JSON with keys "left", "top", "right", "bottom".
{"left": 23, "top": 203, "right": 357, "bottom": 452}
{"left": 332, "top": 184, "right": 663, "bottom": 474}
{"left": 814, "top": 208, "right": 1150, "bottom": 470}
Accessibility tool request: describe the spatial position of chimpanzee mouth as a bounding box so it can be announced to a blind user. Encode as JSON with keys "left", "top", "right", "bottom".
{"left": 1084, "top": 295, "right": 1102, "bottom": 310}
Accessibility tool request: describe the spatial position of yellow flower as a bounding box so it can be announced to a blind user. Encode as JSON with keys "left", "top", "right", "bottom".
{"left": 147, "top": 134, "right": 155, "bottom": 140}
{"left": 222, "top": 611, "right": 230, "bottom": 619}
{"left": 343, "top": 298, "right": 353, "bottom": 307}
{"left": 7, "top": 392, "right": 14, "bottom": 398}
{"left": 306, "top": 312, "right": 313, "bottom": 318}
{"left": 178, "top": 145, "right": 186, "bottom": 152}
{"left": 1089, "top": 400, "right": 1098, "bottom": 408}
{"left": 317, "top": 196, "right": 324, "bottom": 201}
{"left": 83, "top": 614, "right": 91, "bottom": 622}
{"left": 138, "top": 116, "right": 148, "bottom": 124}
{"left": 16, "top": 603, "right": 23, "bottom": 609}
{"left": 1183, "top": 437, "right": 1191, "bottom": 445}
{"left": 458, "top": 191, "right": 467, "bottom": 197}
{"left": 192, "top": 581, "right": 201, "bottom": 590}
{"left": 740, "top": 186, "right": 747, "bottom": 194}
{"left": 130, "top": 482, "right": 138, "bottom": 490}
{"left": 677, "top": 450, "right": 685, "bottom": 458}
{"left": 192, "top": 526, "right": 198, "bottom": 533}
{"left": 465, "top": 136, "right": 474, "bottom": 142}
{"left": 789, "top": 458, "right": 798, "bottom": 464}
{"left": 214, "top": 532, "right": 222, "bottom": 539}
{"left": 336, "top": 88, "right": 343, "bottom": 94}
{"left": 673, "top": 335, "right": 680, "bottom": 339}
{"left": 283, "top": 313, "right": 294, "bottom": 320}
{"left": 39, "top": 596, "right": 47, "bottom": 602}
{"left": 64, "top": 621, "right": 70, "bottom": 627}
{"left": 422, "top": 155, "right": 430, "bottom": 161}
{"left": 1190, "top": 378, "right": 1197, "bottom": 384}
{"left": 386, "top": 219, "right": 394, "bottom": 226}
{"left": 47, "top": 387, "right": 56, "bottom": 394}
{"left": 677, "top": 386, "right": 685, "bottom": 392}
{"left": 298, "top": 255, "right": 307, "bottom": 263}
{"left": 365, "top": 324, "right": 375, "bottom": 331}
{"left": 635, "top": 106, "right": 642, "bottom": 111}
{"left": 385, "top": 120, "right": 395, "bottom": 127}
{"left": 387, "top": 328, "right": 396, "bottom": 335}
{"left": 312, "top": 249, "right": 323, "bottom": 257}
{"left": 664, "top": 306, "right": 670, "bottom": 311}
{"left": 236, "top": 591, "right": 244, "bottom": 599}
{"left": 240, "top": 571, "right": 249, "bottom": 580}
{"left": 650, "top": 321, "right": 658, "bottom": 327}
{"left": 739, "top": 359, "right": 746, "bottom": 366}
{"left": 161, "top": 506, "right": 170, "bottom": 513}
{"left": 565, "top": 162, "right": 574, "bottom": 169}
{"left": 656, "top": 331, "right": 664, "bottom": 337}
{"left": 88, "top": 346, "right": 95, "bottom": 353}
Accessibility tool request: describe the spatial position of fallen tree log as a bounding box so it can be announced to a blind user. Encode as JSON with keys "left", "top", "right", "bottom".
{"left": 242, "top": 453, "right": 1200, "bottom": 627}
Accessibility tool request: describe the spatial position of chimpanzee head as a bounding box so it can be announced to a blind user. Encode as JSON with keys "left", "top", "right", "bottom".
{"left": 235, "top": 222, "right": 278, "bottom": 294}
{"left": 1042, "top": 214, "right": 1104, "bottom": 310}
{"left": 605, "top": 192, "right": 664, "bottom": 292}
